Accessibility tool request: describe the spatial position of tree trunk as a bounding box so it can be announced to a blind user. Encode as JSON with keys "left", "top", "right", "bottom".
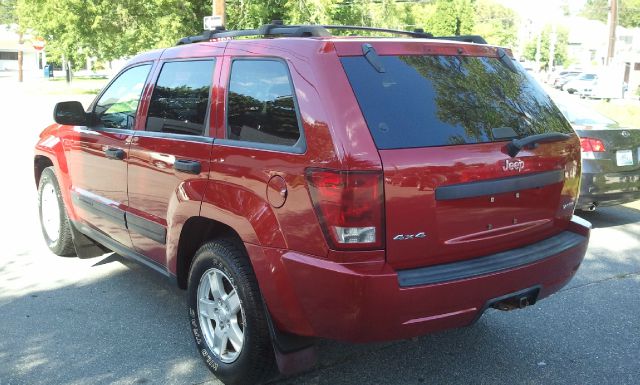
{"left": 18, "top": 32, "right": 24, "bottom": 83}
{"left": 65, "top": 59, "right": 72, "bottom": 84}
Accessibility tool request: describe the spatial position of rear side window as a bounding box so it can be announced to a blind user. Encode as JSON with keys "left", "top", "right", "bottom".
{"left": 147, "top": 60, "right": 215, "bottom": 136}
{"left": 226, "top": 59, "right": 301, "bottom": 147}
{"left": 341, "top": 55, "right": 573, "bottom": 149}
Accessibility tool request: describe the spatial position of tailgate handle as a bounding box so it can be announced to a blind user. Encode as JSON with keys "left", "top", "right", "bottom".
{"left": 174, "top": 159, "right": 201, "bottom": 174}
{"left": 507, "top": 132, "right": 571, "bottom": 157}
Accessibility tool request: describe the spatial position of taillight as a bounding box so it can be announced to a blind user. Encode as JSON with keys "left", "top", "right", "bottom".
{"left": 580, "top": 137, "right": 605, "bottom": 152}
{"left": 580, "top": 137, "right": 605, "bottom": 159}
{"left": 306, "top": 169, "right": 384, "bottom": 250}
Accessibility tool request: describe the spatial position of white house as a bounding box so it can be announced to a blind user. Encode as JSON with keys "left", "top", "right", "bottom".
{"left": 0, "top": 25, "right": 46, "bottom": 78}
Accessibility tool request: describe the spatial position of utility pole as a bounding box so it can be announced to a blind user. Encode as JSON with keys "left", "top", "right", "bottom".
{"left": 535, "top": 30, "right": 542, "bottom": 71}
{"left": 549, "top": 22, "right": 557, "bottom": 71}
{"left": 17, "top": 32, "right": 23, "bottom": 83}
{"left": 213, "top": 0, "right": 225, "bottom": 25}
{"left": 606, "top": 0, "right": 618, "bottom": 65}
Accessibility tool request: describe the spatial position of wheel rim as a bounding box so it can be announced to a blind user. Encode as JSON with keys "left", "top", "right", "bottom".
{"left": 197, "top": 268, "right": 245, "bottom": 363}
{"left": 41, "top": 182, "right": 61, "bottom": 243}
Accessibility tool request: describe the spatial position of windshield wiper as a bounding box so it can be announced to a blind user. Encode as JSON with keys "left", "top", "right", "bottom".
{"left": 506, "top": 132, "right": 571, "bottom": 157}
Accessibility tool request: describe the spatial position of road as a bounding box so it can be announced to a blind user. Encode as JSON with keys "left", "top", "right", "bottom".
{"left": 0, "top": 77, "right": 638, "bottom": 385}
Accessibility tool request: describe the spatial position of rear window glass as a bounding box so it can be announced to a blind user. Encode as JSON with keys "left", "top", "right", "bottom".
{"left": 227, "top": 59, "right": 301, "bottom": 147}
{"left": 147, "top": 60, "right": 215, "bottom": 136}
{"left": 341, "top": 55, "right": 573, "bottom": 149}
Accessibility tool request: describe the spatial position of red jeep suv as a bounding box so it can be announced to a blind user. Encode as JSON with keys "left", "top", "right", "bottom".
{"left": 34, "top": 23, "right": 591, "bottom": 385}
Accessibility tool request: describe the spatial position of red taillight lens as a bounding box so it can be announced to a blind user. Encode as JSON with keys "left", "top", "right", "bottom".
{"left": 580, "top": 137, "right": 606, "bottom": 153}
{"left": 306, "top": 169, "right": 384, "bottom": 250}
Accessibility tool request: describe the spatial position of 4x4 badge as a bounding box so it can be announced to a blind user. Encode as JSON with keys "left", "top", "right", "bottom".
{"left": 393, "top": 232, "right": 427, "bottom": 241}
{"left": 503, "top": 159, "right": 525, "bottom": 172}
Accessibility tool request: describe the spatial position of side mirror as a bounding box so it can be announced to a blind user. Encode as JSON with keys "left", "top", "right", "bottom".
{"left": 53, "top": 101, "right": 88, "bottom": 126}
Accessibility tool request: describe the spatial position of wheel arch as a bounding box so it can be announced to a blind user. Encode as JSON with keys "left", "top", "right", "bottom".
{"left": 34, "top": 155, "right": 54, "bottom": 187}
{"left": 174, "top": 216, "right": 247, "bottom": 289}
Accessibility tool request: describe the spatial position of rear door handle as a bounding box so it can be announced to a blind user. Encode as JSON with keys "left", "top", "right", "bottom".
{"left": 104, "top": 148, "right": 125, "bottom": 160}
{"left": 174, "top": 159, "right": 201, "bottom": 174}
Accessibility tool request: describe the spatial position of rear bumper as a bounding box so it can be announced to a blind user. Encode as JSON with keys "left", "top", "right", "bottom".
{"left": 578, "top": 171, "right": 640, "bottom": 208}
{"left": 249, "top": 216, "right": 590, "bottom": 343}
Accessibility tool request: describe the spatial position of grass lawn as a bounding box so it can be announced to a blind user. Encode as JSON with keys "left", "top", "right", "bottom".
{"left": 32, "top": 76, "right": 108, "bottom": 96}
{"left": 587, "top": 98, "right": 640, "bottom": 128}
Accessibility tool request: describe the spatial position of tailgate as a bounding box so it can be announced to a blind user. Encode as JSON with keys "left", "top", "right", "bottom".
{"left": 380, "top": 142, "right": 578, "bottom": 269}
{"left": 340, "top": 44, "right": 579, "bottom": 269}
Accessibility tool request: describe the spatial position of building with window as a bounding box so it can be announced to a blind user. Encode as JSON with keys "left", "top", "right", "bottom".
{"left": 0, "top": 26, "right": 43, "bottom": 77}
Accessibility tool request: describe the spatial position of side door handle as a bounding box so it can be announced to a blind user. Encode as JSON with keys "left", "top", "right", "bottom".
{"left": 174, "top": 159, "right": 201, "bottom": 174}
{"left": 104, "top": 147, "right": 125, "bottom": 160}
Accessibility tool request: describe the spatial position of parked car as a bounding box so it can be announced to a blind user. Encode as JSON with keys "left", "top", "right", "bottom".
{"left": 581, "top": 69, "right": 626, "bottom": 101}
{"left": 34, "top": 22, "right": 590, "bottom": 385}
{"left": 564, "top": 72, "right": 598, "bottom": 94}
{"left": 554, "top": 98, "right": 640, "bottom": 210}
{"left": 555, "top": 72, "right": 581, "bottom": 89}
{"left": 551, "top": 70, "right": 580, "bottom": 88}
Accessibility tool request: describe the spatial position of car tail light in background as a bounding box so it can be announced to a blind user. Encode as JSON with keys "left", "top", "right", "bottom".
{"left": 580, "top": 137, "right": 605, "bottom": 159}
{"left": 306, "top": 169, "right": 384, "bottom": 250}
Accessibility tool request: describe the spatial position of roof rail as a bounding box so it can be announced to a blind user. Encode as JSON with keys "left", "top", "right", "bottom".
{"left": 176, "top": 21, "right": 486, "bottom": 45}
{"left": 321, "top": 25, "right": 433, "bottom": 39}
{"left": 431, "top": 35, "right": 488, "bottom": 44}
{"left": 176, "top": 21, "right": 331, "bottom": 45}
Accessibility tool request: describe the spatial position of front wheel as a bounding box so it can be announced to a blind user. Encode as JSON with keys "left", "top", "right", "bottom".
{"left": 187, "top": 240, "right": 275, "bottom": 385}
{"left": 38, "top": 166, "right": 75, "bottom": 256}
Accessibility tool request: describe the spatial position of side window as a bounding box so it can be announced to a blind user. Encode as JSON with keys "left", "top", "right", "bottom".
{"left": 146, "top": 60, "right": 215, "bottom": 136}
{"left": 94, "top": 64, "right": 151, "bottom": 129}
{"left": 227, "top": 59, "right": 301, "bottom": 147}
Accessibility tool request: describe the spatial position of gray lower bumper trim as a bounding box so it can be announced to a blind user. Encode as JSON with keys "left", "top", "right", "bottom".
{"left": 397, "top": 231, "right": 586, "bottom": 287}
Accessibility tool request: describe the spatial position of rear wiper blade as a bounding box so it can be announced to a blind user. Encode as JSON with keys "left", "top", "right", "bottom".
{"left": 506, "top": 132, "right": 571, "bottom": 157}
{"left": 362, "top": 43, "right": 385, "bottom": 73}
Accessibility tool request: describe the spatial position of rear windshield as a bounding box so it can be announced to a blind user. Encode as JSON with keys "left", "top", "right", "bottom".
{"left": 341, "top": 55, "right": 573, "bottom": 149}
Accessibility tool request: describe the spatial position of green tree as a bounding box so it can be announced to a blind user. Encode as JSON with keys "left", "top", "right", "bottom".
{"left": 0, "top": 0, "right": 17, "bottom": 25}
{"left": 286, "top": 0, "right": 334, "bottom": 25}
{"left": 225, "top": 0, "right": 288, "bottom": 29}
{"left": 581, "top": 0, "right": 640, "bottom": 28}
{"left": 473, "top": 0, "right": 518, "bottom": 47}
{"left": 426, "top": 0, "right": 475, "bottom": 36}
{"left": 330, "top": 0, "right": 373, "bottom": 27}
{"left": 523, "top": 25, "right": 570, "bottom": 68}
{"left": 16, "top": 0, "right": 208, "bottom": 68}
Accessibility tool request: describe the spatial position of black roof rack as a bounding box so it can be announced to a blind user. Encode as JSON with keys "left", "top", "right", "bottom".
{"left": 433, "top": 35, "right": 488, "bottom": 44}
{"left": 176, "top": 20, "right": 487, "bottom": 45}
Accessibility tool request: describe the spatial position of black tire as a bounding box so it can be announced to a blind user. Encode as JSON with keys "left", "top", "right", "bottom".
{"left": 187, "top": 240, "right": 275, "bottom": 385}
{"left": 38, "top": 167, "right": 75, "bottom": 256}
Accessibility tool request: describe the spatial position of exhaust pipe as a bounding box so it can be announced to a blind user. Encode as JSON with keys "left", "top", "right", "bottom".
{"left": 586, "top": 203, "right": 598, "bottom": 212}
{"left": 490, "top": 288, "right": 539, "bottom": 311}
{"left": 493, "top": 295, "right": 531, "bottom": 311}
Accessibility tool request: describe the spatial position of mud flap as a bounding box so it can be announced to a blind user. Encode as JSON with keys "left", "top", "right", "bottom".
{"left": 264, "top": 304, "right": 317, "bottom": 377}
{"left": 69, "top": 220, "right": 108, "bottom": 258}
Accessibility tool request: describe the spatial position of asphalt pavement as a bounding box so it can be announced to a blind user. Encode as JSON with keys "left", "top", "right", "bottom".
{"left": 0, "top": 77, "right": 638, "bottom": 385}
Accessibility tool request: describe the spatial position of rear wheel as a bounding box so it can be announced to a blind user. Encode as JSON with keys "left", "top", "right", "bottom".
{"left": 188, "top": 240, "right": 275, "bottom": 385}
{"left": 38, "top": 167, "right": 75, "bottom": 256}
